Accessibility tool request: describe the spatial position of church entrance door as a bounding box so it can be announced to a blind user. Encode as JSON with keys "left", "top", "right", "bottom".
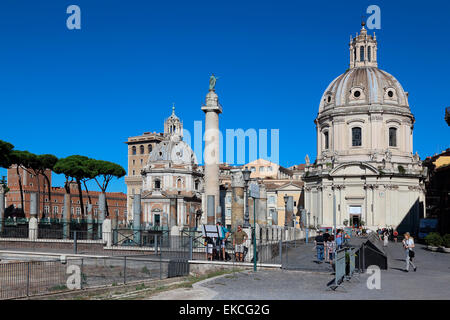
{"left": 348, "top": 205, "right": 362, "bottom": 228}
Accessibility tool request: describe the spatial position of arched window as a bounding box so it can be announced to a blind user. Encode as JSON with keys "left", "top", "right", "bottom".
{"left": 324, "top": 131, "right": 329, "bottom": 149}
{"left": 176, "top": 178, "right": 182, "bottom": 189}
{"left": 194, "top": 180, "right": 200, "bottom": 191}
{"left": 360, "top": 46, "right": 365, "bottom": 62}
{"left": 368, "top": 46, "right": 371, "bottom": 62}
{"left": 132, "top": 146, "right": 136, "bottom": 155}
{"left": 154, "top": 179, "right": 161, "bottom": 190}
{"left": 148, "top": 144, "right": 152, "bottom": 154}
{"left": 140, "top": 145, "right": 144, "bottom": 154}
{"left": 389, "top": 127, "right": 397, "bottom": 147}
{"left": 352, "top": 127, "right": 362, "bottom": 146}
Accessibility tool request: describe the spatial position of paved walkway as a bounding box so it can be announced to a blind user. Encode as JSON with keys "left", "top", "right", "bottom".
{"left": 283, "top": 242, "right": 334, "bottom": 272}
{"left": 146, "top": 240, "right": 450, "bottom": 300}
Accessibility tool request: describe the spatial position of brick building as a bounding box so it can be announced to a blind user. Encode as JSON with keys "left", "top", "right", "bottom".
{"left": 5, "top": 165, "right": 127, "bottom": 225}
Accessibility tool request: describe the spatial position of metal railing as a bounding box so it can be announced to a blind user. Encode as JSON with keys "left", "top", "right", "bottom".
{"left": 0, "top": 260, "right": 68, "bottom": 299}
{"left": 0, "top": 255, "right": 176, "bottom": 299}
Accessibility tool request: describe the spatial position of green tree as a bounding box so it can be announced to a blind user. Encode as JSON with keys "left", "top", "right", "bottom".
{"left": 8, "top": 150, "right": 36, "bottom": 214}
{"left": 34, "top": 154, "right": 58, "bottom": 218}
{"left": 89, "top": 159, "right": 126, "bottom": 217}
{"left": 54, "top": 155, "right": 96, "bottom": 219}
{"left": 0, "top": 140, "right": 14, "bottom": 168}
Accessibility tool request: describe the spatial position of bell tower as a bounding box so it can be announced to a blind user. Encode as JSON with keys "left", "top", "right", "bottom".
{"left": 349, "top": 22, "right": 378, "bottom": 68}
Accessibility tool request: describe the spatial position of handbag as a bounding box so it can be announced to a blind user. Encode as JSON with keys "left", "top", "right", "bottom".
{"left": 409, "top": 250, "right": 415, "bottom": 258}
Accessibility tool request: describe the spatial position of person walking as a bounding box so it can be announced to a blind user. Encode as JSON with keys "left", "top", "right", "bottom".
{"left": 335, "top": 230, "right": 343, "bottom": 250}
{"left": 216, "top": 222, "right": 230, "bottom": 261}
{"left": 393, "top": 230, "right": 398, "bottom": 243}
{"left": 402, "top": 232, "right": 417, "bottom": 272}
{"left": 383, "top": 231, "right": 389, "bottom": 247}
{"left": 314, "top": 231, "right": 325, "bottom": 263}
{"left": 323, "top": 230, "right": 330, "bottom": 262}
{"left": 327, "top": 235, "right": 336, "bottom": 264}
{"left": 233, "top": 225, "right": 248, "bottom": 262}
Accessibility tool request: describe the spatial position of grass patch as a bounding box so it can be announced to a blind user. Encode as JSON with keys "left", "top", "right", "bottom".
{"left": 135, "top": 283, "right": 146, "bottom": 291}
{"left": 49, "top": 284, "right": 68, "bottom": 292}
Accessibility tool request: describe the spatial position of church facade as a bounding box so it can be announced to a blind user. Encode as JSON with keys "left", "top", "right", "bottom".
{"left": 137, "top": 108, "right": 203, "bottom": 229}
{"left": 303, "top": 24, "right": 427, "bottom": 233}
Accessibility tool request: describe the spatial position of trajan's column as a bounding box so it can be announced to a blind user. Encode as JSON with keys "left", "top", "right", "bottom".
{"left": 201, "top": 74, "right": 222, "bottom": 223}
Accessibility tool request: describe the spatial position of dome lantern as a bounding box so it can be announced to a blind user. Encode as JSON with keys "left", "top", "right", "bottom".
{"left": 349, "top": 23, "right": 378, "bottom": 68}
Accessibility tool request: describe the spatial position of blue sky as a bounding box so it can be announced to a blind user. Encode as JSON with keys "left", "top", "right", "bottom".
{"left": 1, "top": 0, "right": 449, "bottom": 193}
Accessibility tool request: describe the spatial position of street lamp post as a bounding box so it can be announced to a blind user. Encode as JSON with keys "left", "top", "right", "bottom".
{"left": 283, "top": 194, "right": 289, "bottom": 229}
{"left": 242, "top": 167, "right": 251, "bottom": 228}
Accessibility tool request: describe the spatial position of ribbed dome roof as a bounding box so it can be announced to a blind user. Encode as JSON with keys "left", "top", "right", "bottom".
{"left": 147, "top": 135, "right": 197, "bottom": 165}
{"left": 319, "top": 67, "right": 410, "bottom": 113}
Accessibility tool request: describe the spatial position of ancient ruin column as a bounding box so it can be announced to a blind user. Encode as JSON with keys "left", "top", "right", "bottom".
{"left": 285, "top": 196, "right": 294, "bottom": 228}
{"left": 29, "top": 193, "right": 38, "bottom": 240}
{"left": 230, "top": 169, "right": 244, "bottom": 231}
{"left": 0, "top": 184, "right": 5, "bottom": 233}
{"left": 98, "top": 192, "right": 106, "bottom": 240}
{"left": 63, "top": 193, "right": 70, "bottom": 239}
{"left": 87, "top": 203, "right": 93, "bottom": 240}
{"left": 207, "top": 195, "right": 215, "bottom": 225}
{"left": 271, "top": 209, "right": 278, "bottom": 226}
{"left": 169, "top": 198, "right": 177, "bottom": 228}
{"left": 201, "top": 84, "right": 222, "bottom": 224}
{"left": 133, "top": 193, "right": 141, "bottom": 244}
{"left": 255, "top": 183, "right": 267, "bottom": 226}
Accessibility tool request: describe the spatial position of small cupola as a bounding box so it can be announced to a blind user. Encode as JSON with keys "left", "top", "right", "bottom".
{"left": 349, "top": 22, "right": 378, "bottom": 68}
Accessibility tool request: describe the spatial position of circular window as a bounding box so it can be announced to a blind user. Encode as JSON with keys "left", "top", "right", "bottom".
{"left": 354, "top": 90, "right": 361, "bottom": 98}
{"left": 388, "top": 90, "right": 394, "bottom": 98}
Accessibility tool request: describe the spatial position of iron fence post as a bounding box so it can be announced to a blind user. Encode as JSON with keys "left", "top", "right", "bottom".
{"left": 294, "top": 229, "right": 296, "bottom": 248}
{"left": 74, "top": 231, "right": 77, "bottom": 254}
{"left": 123, "top": 256, "right": 127, "bottom": 284}
{"left": 279, "top": 239, "right": 282, "bottom": 266}
{"left": 189, "top": 236, "right": 193, "bottom": 260}
{"left": 154, "top": 234, "right": 158, "bottom": 254}
{"left": 159, "top": 235, "right": 162, "bottom": 280}
{"left": 26, "top": 262, "right": 30, "bottom": 297}
{"left": 80, "top": 258, "right": 84, "bottom": 289}
{"left": 286, "top": 240, "right": 288, "bottom": 267}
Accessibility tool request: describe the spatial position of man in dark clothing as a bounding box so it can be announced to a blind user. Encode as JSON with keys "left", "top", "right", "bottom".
{"left": 315, "top": 231, "right": 325, "bottom": 263}
{"left": 323, "top": 230, "right": 330, "bottom": 242}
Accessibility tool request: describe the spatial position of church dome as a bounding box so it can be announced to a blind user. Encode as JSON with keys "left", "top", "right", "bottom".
{"left": 147, "top": 134, "right": 197, "bottom": 165}
{"left": 319, "top": 66, "right": 410, "bottom": 113}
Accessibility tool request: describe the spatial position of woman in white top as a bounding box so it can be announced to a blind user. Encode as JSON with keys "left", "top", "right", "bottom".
{"left": 327, "top": 235, "right": 336, "bottom": 264}
{"left": 383, "top": 231, "right": 389, "bottom": 247}
{"left": 402, "top": 232, "right": 417, "bottom": 272}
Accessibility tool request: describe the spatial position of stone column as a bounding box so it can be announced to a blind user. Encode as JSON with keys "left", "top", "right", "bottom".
{"left": 207, "top": 195, "right": 215, "bottom": 225}
{"left": 255, "top": 184, "right": 267, "bottom": 226}
{"left": 98, "top": 192, "right": 106, "bottom": 239}
{"left": 271, "top": 209, "right": 278, "bottom": 226}
{"left": 63, "top": 193, "right": 70, "bottom": 239}
{"left": 285, "top": 196, "right": 294, "bottom": 227}
{"left": 133, "top": 194, "right": 141, "bottom": 245}
{"left": 231, "top": 169, "right": 244, "bottom": 231}
{"left": 102, "top": 218, "right": 112, "bottom": 247}
{"left": 169, "top": 198, "right": 177, "bottom": 228}
{"left": 86, "top": 203, "right": 93, "bottom": 240}
{"left": 29, "top": 193, "right": 38, "bottom": 240}
{"left": 201, "top": 87, "right": 222, "bottom": 224}
{"left": 0, "top": 184, "right": 5, "bottom": 233}
{"left": 189, "top": 206, "right": 196, "bottom": 228}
